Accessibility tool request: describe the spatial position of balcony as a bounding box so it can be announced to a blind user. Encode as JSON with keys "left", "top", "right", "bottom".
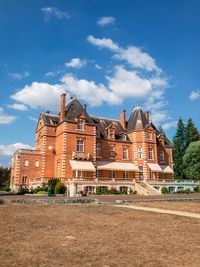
{"left": 72, "top": 151, "right": 90, "bottom": 160}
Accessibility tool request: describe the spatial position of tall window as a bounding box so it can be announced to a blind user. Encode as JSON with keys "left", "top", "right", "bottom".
{"left": 109, "top": 170, "right": 116, "bottom": 179}
{"left": 35, "top": 160, "right": 39, "bottom": 167}
{"left": 77, "top": 119, "right": 84, "bottom": 130}
{"left": 96, "top": 143, "right": 101, "bottom": 157}
{"left": 123, "top": 171, "right": 129, "bottom": 179}
{"left": 137, "top": 147, "right": 142, "bottom": 159}
{"left": 24, "top": 160, "right": 29, "bottom": 167}
{"left": 150, "top": 171, "right": 154, "bottom": 180}
{"left": 97, "top": 170, "right": 102, "bottom": 178}
{"left": 76, "top": 140, "right": 84, "bottom": 152}
{"left": 109, "top": 145, "right": 115, "bottom": 158}
{"left": 73, "top": 170, "right": 86, "bottom": 178}
{"left": 138, "top": 166, "right": 143, "bottom": 180}
{"left": 160, "top": 150, "right": 165, "bottom": 162}
{"left": 22, "top": 176, "right": 27, "bottom": 184}
{"left": 148, "top": 131, "right": 153, "bottom": 140}
{"left": 123, "top": 147, "right": 129, "bottom": 159}
{"left": 148, "top": 147, "right": 153, "bottom": 159}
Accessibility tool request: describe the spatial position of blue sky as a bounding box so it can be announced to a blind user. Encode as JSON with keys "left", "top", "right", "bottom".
{"left": 0, "top": 0, "right": 200, "bottom": 166}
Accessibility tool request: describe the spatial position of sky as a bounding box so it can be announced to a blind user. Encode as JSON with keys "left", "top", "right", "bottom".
{"left": 0, "top": 0, "right": 200, "bottom": 166}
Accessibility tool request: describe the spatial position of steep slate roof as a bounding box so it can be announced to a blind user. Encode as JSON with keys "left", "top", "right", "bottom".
{"left": 63, "top": 98, "right": 94, "bottom": 124}
{"left": 42, "top": 113, "right": 59, "bottom": 126}
{"left": 127, "top": 107, "right": 149, "bottom": 132}
{"left": 91, "top": 116, "right": 129, "bottom": 141}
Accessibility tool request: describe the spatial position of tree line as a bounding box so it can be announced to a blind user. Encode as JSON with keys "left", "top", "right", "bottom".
{"left": 172, "top": 118, "right": 200, "bottom": 180}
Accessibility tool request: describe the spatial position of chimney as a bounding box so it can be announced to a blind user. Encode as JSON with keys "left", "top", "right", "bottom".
{"left": 120, "top": 110, "right": 126, "bottom": 129}
{"left": 144, "top": 111, "right": 150, "bottom": 122}
{"left": 60, "top": 93, "right": 66, "bottom": 122}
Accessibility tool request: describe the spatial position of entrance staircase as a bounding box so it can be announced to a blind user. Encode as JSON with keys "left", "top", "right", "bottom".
{"left": 135, "top": 181, "right": 161, "bottom": 195}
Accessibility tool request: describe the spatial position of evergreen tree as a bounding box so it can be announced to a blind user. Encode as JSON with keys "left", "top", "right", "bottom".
{"left": 185, "top": 118, "right": 200, "bottom": 147}
{"left": 172, "top": 118, "right": 187, "bottom": 179}
{"left": 183, "top": 141, "right": 200, "bottom": 180}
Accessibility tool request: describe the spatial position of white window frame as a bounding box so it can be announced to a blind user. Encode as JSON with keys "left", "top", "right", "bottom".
{"left": 35, "top": 160, "right": 39, "bottom": 167}
{"left": 123, "top": 171, "right": 129, "bottom": 179}
{"left": 148, "top": 147, "right": 153, "bottom": 160}
{"left": 96, "top": 143, "right": 101, "bottom": 157}
{"left": 76, "top": 139, "right": 84, "bottom": 152}
{"left": 24, "top": 160, "right": 29, "bottom": 167}
{"left": 148, "top": 131, "right": 153, "bottom": 140}
{"left": 77, "top": 119, "right": 84, "bottom": 130}
{"left": 123, "top": 147, "right": 129, "bottom": 160}
{"left": 109, "top": 145, "right": 115, "bottom": 158}
{"left": 109, "top": 170, "right": 116, "bottom": 179}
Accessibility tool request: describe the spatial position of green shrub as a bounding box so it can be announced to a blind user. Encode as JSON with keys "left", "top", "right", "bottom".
{"left": 54, "top": 180, "right": 66, "bottom": 194}
{"left": 161, "top": 187, "right": 169, "bottom": 194}
{"left": 194, "top": 185, "right": 200, "bottom": 193}
{"left": 48, "top": 178, "right": 60, "bottom": 194}
{"left": 36, "top": 191, "right": 47, "bottom": 194}
{"left": 176, "top": 188, "right": 192, "bottom": 194}
{"left": 129, "top": 189, "right": 137, "bottom": 195}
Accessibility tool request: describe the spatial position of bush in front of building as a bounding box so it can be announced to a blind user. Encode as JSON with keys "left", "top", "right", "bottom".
{"left": 176, "top": 188, "right": 192, "bottom": 194}
{"left": 33, "top": 184, "right": 48, "bottom": 194}
{"left": 161, "top": 187, "right": 169, "bottom": 194}
{"left": 54, "top": 180, "right": 66, "bottom": 194}
{"left": 194, "top": 185, "right": 200, "bottom": 193}
{"left": 48, "top": 178, "right": 60, "bottom": 194}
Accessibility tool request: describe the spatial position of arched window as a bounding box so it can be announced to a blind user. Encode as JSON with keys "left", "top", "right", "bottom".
{"left": 24, "top": 160, "right": 29, "bottom": 167}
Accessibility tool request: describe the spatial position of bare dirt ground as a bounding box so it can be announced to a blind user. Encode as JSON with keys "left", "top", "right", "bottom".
{"left": 131, "top": 201, "right": 200, "bottom": 213}
{"left": 0, "top": 204, "right": 200, "bottom": 267}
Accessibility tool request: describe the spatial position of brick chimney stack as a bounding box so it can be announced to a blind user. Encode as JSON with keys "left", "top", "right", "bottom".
{"left": 120, "top": 110, "right": 126, "bottom": 129}
{"left": 60, "top": 93, "right": 66, "bottom": 122}
{"left": 144, "top": 111, "right": 150, "bottom": 122}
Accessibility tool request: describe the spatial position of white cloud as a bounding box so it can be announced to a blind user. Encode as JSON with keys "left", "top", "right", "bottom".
{"left": 0, "top": 108, "right": 16, "bottom": 124}
{"left": 7, "top": 103, "right": 28, "bottom": 111}
{"left": 65, "top": 58, "right": 86, "bottom": 68}
{"left": 8, "top": 71, "right": 30, "bottom": 80}
{"left": 28, "top": 116, "right": 38, "bottom": 122}
{"left": 61, "top": 74, "right": 120, "bottom": 106}
{"left": 189, "top": 90, "right": 200, "bottom": 101}
{"left": 45, "top": 71, "right": 56, "bottom": 77}
{"left": 97, "top": 16, "right": 115, "bottom": 26}
{"left": 87, "top": 35, "right": 160, "bottom": 72}
{"left": 41, "top": 7, "right": 70, "bottom": 22}
{"left": 162, "top": 121, "right": 177, "bottom": 130}
{"left": 0, "top": 143, "right": 33, "bottom": 156}
{"left": 11, "top": 82, "right": 66, "bottom": 111}
{"left": 87, "top": 35, "right": 119, "bottom": 51}
{"left": 95, "top": 64, "right": 103, "bottom": 70}
{"left": 108, "top": 65, "right": 152, "bottom": 98}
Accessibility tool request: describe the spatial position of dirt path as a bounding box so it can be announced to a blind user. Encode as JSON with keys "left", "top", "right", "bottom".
{"left": 117, "top": 205, "right": 200, "bottom": 219}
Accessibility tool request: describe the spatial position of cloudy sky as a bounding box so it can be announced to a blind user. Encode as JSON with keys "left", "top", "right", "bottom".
{"left": 0, "top": 0, "right": 200, "bottom": 166}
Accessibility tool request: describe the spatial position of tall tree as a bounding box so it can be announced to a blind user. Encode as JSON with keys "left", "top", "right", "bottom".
{"left": 172, "top": 118, "right": 187, "bottom": 179}
{"left": 0, "top": 166, "right": 11, "bottom": 188}
{"left": 183, "top": 141, "right": 200, "bottom": 180}
{"left": 186, "top": 118, "right": 200, "bottom": 147}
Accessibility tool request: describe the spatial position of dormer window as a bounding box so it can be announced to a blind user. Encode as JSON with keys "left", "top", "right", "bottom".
{"left": 109, "top": 129, "right": 115, "bottom": 139}
{"left": 96, "top": 130, "right": 100, "bottom": 138}
{"left": 148, "top": 131, "right": 153, "bottom": 140}
{"left": 122, "top": 134, "right": 127, "bottom": 141}
{"left": 77, "top": 119, "right": 84, "bottom": 130}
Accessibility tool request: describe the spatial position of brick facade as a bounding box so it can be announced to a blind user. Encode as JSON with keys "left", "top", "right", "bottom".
{"left": 11, "top": 94, "right": 174, "bottom": 195}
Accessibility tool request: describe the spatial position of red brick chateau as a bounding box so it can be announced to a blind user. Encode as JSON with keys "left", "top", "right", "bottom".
{"left": 11, "top": 94, "right": 173, "bottom": 196}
